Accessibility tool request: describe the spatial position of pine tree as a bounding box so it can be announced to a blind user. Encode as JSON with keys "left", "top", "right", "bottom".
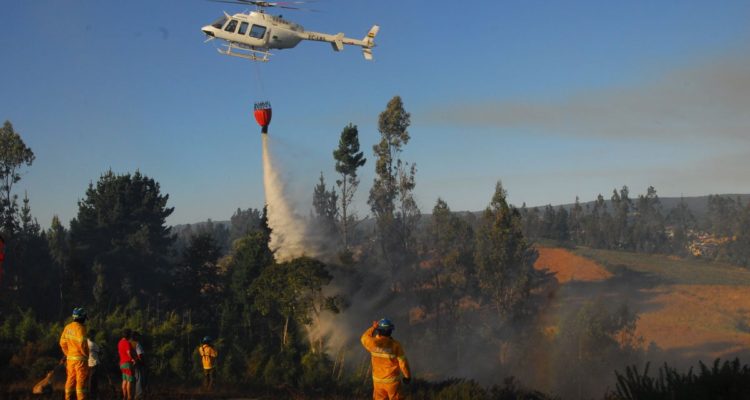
{"left": 368, "top": 96, "right": 419, "bottom": 286}
{"left": 569, "top": 196, "right": 584, "bottom": 244}
{"left": 69, "top": 170, "right": 175, "bottom": 308}
{"left": 0, "top": 120, "right": 35, "bottom": 234}
{"left": 312, "top": 172, "right": 338, "bottom": 236}
{"left": 474, "top": 182, "right": 538, "bottom": 316}
{"left": 667, "top": 196, "right": 697, "bottom": 256}
{"left": 423, "top": 198, "right": 475, "bottom": 341}
{"left": 633, "top": 186, "right": 667, "bottom": 253}
{"left": 332, "top": 123, "right": 366, "bottom": 251}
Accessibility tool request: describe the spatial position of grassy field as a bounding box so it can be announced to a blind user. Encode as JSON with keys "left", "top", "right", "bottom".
{"left": 536, "top": 246, "right": 750, "bottom": 361}
{"left": 573, "top": 247, "right": 750, "bottom": 286}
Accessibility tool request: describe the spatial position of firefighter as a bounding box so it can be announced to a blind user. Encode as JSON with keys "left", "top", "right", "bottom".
{"left": 60, "top": 307, "right": 90, "bottom": 400}
{"left": 198, "top": 336, "right": 218, "bottom": 391}
{"left": 360, "top": 318, "right": 411, "bottom": 400}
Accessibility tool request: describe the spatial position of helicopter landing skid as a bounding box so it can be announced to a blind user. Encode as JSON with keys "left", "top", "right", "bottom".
{"left": 218, "top": 44, "right": 271, "bottom": 62}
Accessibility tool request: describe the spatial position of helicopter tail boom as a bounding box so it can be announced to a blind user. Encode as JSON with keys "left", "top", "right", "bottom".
{"left": 304, "top": 24, "right": 379, "bottom": 60}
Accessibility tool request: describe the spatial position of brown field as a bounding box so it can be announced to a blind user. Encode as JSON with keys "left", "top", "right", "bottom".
{"left": 535, "top": 247, "right": 612, "bottom": 283}
{"left": 535, "top": 246, "right": 750, "bottom": 361}
{"left": 636, "top": 284, "right": 750, "bottom": 357}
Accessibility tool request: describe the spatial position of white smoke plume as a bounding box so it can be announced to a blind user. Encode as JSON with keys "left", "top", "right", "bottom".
{"left": 261, "top": 133, "right": 320, "bottom": 261}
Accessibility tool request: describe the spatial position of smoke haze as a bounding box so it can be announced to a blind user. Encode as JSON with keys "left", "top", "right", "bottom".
{"left": 422, "top": 50, "right": 750, "bottom": 142}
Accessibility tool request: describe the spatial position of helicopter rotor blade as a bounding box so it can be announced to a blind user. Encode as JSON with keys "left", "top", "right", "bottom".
{"left": 276, "top": 5, "right": 320, "bottom": 11}
{"left": 206, "top": 0, "right": 260, "bottom": 5}
{"left": 206, "top": 0, "right": 319, "bottom": 10}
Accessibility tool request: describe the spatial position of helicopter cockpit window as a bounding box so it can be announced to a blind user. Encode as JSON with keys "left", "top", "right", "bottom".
{"left": 224, "top": 19, "right": 238, "bottom": 33}
{"left": 211, "top": 17, "right": 227, "bottom": 29}
{"left": 249, "top": 24, "right": 266, "bottom": 39}
{"left": 238, "top": 21, "right": 249, "bottom": 35}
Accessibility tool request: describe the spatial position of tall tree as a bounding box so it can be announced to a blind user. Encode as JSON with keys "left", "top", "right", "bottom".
{"left": 332, "top": 123, "right": 366, "bottom": 251}
{"left": 632, "top": 186, "right": 667, "bottom": 253}
{"left": 707, "top": 195, "right": 739, "bottom": 237}
{"left": 585, "top": 194, "right": 608, "bottom": 248}
{"left": 311, "top": 172, "right": 338, "bottom": 236}
{"left": 422, "top": 198, "right": 475, "bottom": 344}
{"left": 474, "top": 182, "right": 538, "bottom": 316}
{"left": 667, "top": 196, "right": 697, "bottom": 256}
{"left": 725, "top": 202, "right": 750, "bottom": 267}
{"left": 47, "top": 215, "right": 69, "bottom": 317}
{"left": 69, "top": 170, "right": 175, "bottom": 309}
{"left": 0, "top": 121, "right": 35, "bottom": 234}
{"left": 553, "top": 205, "right": 570, "bottom": 242}
{"left": 368, "top": 96, "right": 420, "bottom": 286}
{"left": 541, "top": 205, "right": 557, "bottom": 239}
{"left": 1, "top": 193, "right": 58, "bottom": 319}
{"left": 250, "top": 256, "right": 339, "bottom": 351}
{"left": 611, "top": 186, "right": 633, "bottom": 250}
{"left": 174, "top": 232, "right": 223, "bottom": 316}
{"left": 229, "top": 207, "right": 262, "bottom": 244}
{"left": 569, "top": 196, "right": 585, "bottom": 244}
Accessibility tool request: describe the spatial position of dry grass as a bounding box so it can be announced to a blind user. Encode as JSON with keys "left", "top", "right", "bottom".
{"left": 537, "top": 246, "right": 750, "bottom": 361}
{"left": 534, "top": 247, "right": 612, "bottom": 283}
{"left": 636, "top": 284, "right": 750, "bottom": 357}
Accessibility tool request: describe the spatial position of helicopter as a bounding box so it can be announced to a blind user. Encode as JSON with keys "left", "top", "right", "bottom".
{"left": 201, "top": 0, "right": 379, "bottom": 62}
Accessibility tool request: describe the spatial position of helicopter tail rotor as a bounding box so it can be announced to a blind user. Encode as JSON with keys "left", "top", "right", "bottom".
{"left": 362, "top": 25, "right": 379, "bottom": 61}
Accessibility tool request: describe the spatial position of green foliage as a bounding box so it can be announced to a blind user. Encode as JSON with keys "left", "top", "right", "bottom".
{"left": 417, "top": 198, "right": 476, "bottom": 344}
{"left": 333, "top": 123, "right": 367, "bottom": 250}
{"left": 300, "top": 351, "right": 334, "bottom": 391}
{"left": 368, "top": 95, "right": 420, "bottom": 286}
{"left": 614, "top": 358, "right": 750, "bottom": 400}
{"left": 725, "top": 203, "right": 750, "bottom": 267}
{"left": 667, "top": 196, "right": 697, "bottom": 256}
{"left": 173, "top": 232, "right": 222, "bottom": 316}
{"left": 262, "top": 347, "right": 300, "bottom": 387}
{"left": 707, "top": 195, "right": 740, "bottom": 236}
{"left": 552, "top": 301, "right": 643, "bottom": 399}
{"left": 69, "top": 170, "right": 175, "bottom": 309}
{"left": 474, "top": 181, "right": 539, "bottom": 316}
{"left": 250, "top": 256, "right": 338, "bottom": 350}
{"left": 0, "top": 120, "right": 35, "bottom": 234}
{"left": 229, "top": 207, "right": 262, "bottom": 243}
{"left": 312, "top": 172, "right": 339, "bottom": 235}
{"left": 0, "top": 310, "right": 61, "bottom": 383}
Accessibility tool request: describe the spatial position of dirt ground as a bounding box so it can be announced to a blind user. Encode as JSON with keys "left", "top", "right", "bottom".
{"left": 535, "top": 246, "right": 750, "bottom": 363}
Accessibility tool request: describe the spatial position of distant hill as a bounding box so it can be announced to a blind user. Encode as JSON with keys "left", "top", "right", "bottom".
{"left": 527, "top": 194, "right": 750, "bottom": 219}
{"left": 173, "top": 194, "right": 750, "bottom": 230}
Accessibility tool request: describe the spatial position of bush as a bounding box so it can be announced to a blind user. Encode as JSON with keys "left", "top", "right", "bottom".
{"left": 300, "top": 351, "right": 334, "bottom": 391}
{"left": 613, "top": 358, "right": 750, "bottom": 400}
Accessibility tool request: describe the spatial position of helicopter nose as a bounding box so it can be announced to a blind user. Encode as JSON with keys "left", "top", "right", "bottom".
{"left": 202, "top": 27, "right": 215, "bottom": 37}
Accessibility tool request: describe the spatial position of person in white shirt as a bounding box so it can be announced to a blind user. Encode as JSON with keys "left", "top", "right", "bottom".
{"left": 133, "top": 332, "right": 146, "bottom": 399}
{"left": 87, "top": 329, "right": 101, "bottom": 400}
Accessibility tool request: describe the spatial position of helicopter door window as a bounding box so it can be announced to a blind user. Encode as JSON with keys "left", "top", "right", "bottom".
{"left": 224, "top": 19, "right": 239, "bottom": 33}
{"left": 249, "top": 24, "right": 267, "bottom": 39}
{"left": 238, "top": 21, "right": 249, "bottom": 35}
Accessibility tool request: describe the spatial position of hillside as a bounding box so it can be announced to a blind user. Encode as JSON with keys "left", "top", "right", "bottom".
{"left": 535, "top": 246, "right": 750, "bottom": 363}
{"left": 530, "top": 194, "right": 750, "bottom": 219}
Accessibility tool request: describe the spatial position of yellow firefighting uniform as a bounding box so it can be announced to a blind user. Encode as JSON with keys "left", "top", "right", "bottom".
{"left": 361, "top": 325, "right": 411, "bottom": 400}
{"left": 199, "top": 343, "right": 218, "bottom": 370}
{"left": 59, "top": 321, "right": 89, "bottom": 400}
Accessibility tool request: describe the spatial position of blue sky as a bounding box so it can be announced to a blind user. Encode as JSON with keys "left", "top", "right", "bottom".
{"left": 1, "top": 0, "right": 749, "bottom": 227}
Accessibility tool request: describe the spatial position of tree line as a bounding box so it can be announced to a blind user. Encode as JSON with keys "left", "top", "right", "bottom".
{"left": 520, "top": 187, "right": 750, "bottom": 266}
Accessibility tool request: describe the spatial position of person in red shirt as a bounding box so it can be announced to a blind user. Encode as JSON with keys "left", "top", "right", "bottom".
{"left": 118, "top": 329, "right": 135, "bottom": 400}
